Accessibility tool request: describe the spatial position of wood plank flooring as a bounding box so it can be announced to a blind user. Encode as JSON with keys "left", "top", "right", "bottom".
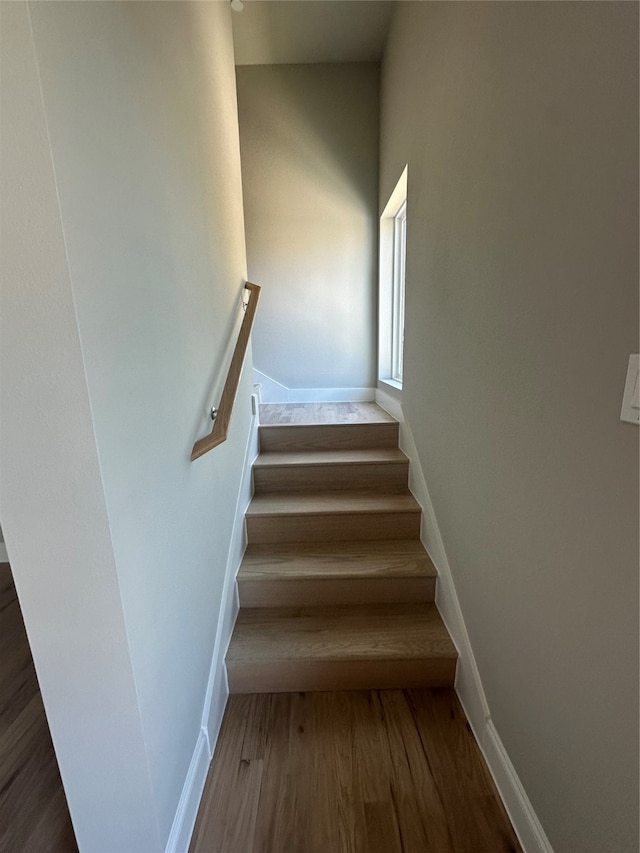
{"left": 258, "top": 423, "right": 399, "bottom": 453}
{"left": 212, "top": 402, "right": 520, "bottom": 848}
{"left": 252, "top": 448, "right": 410, "bottom": 493}
{"left": 232, "top": 401, "right": 456, "bottom": 692}
{"left": 246, "top": 492, "right": 422, "bottom": 544}
{"left": 227, "top": 604, "right": 457, "bottom": 693}
{"left": 239, "top": 540, "right": 436, "bottom": 580}
{"left": 237, "top": 540, "right": 437, "bottom": 607}
{"left": 259, "top": 402, "right": 395, "bottom": 425}
{"left": 190, "top": 689, "right": 522, "bottom": 853}
{"left": 0, "top": 564, "right": 76, "bottom": 852}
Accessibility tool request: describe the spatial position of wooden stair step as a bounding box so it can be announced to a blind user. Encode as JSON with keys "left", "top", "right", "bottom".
{"left": 238, "top": 540, "right": 436, "bottom": 606}
{"left": 253, "top": 448, "right": 409, "bottom": 493}
{"left": 245, "top": 491, "right": 422, "bottom": 543}
{"left": 259, "top": 421, "right": 399, "bottom": 453}
{"left": 226, "top": 602, "right": 457, "bottom": 693}
{"left": 246, "top": 491, "right": 421, "bottom": 515}
{"left": 240, "top": 539, "right": 434, "bottom": 578}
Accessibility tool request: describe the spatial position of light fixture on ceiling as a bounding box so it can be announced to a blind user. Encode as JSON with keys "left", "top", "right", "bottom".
{"left": 230, "top": 0, "right": 244, "bottom": 12}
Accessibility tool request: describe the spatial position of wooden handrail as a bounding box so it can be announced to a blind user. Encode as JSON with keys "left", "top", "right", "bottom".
{"left": 191, "top": 282, "right": 261, "bottom": 461}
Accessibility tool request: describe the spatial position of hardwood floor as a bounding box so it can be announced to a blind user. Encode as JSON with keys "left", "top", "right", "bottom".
{"left": 259, "top": 402, "right": 395, "bottom": 425}
{"left": 231, "top": 402, "right": 457, "bottom": 693}
{"left": 227, "top": 604, "right": 457, "bottom": 693}
{"left": 252, "top": 448, "right": 410, "bottom": 493}
{"left": 190, "top": 688, "right": 522, "bottom": 853}
{"left": 211, "top": 402, "right": 521, "bottom": 850}
{"left": 245, "top": 491, "right": 422, "bottom": 544}
{"left": 0, "top": 564, "right": 76, "bottom": 852}
{"left": 237, "top": 540, "right": 437, "bottom": 607}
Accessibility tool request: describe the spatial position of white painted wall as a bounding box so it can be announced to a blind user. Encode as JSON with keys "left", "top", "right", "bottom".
{"left": 1, "top": 2, "right": 251, "bottom": 849}
{"left": 380, "top": 4, "right": 638, "bottom": 852}
{"left": 236, "top": 63, "right": 379, "bottom": 393}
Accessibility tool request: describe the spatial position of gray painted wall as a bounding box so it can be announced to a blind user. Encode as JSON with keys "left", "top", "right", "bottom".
{"left": 237, "top": 63, "right": 379, "bottom": 392}
{"left": 1, "top": 2, "right": 251, "bottom": 849}
{"left": 380, "top": 4, "right": 638, "bottom": 851}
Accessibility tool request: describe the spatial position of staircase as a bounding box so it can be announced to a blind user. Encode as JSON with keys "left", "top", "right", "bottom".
{"left": 226, "top": 405, "right": 457, "bottom": 693}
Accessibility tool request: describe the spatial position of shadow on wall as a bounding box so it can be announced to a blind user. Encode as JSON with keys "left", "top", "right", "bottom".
{"left": 241, "top": 66, "right": 376, "bottom": 204}
{"left": 237, "top": 63, "right": 380, "bottom": 391}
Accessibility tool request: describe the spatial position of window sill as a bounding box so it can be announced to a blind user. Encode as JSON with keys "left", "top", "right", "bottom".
{"left": 379, "top": 378, "right": 403, "bottom": 392}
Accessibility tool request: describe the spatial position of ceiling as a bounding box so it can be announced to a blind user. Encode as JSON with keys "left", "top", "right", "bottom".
{"left": 232, "top": 1, "right": 395, "bottom": 66}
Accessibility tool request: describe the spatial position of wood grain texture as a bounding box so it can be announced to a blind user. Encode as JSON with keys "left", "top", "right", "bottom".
{"left": 259, "top": 422, "right": 399, "bottom": 452}
{"left": 246, "top": 511, "right": 420, "bottom": 544}
{"left": 247, "top": 491, "right": 421, "bottom": 517}
{"left": 190, "top": 689, "right": 523, "bottom": 853}
{"left": 231, "top": 405, "right": 459, "bottom": 693}
{"left": 0, "top": 564, "right": 76, "bottom": 853}
{"left": 227, "top": 657, "right": 457, "bottom": 693}
{"left": 192, "top": 282, "right": 261, "bottom": 460}
{"left": 238, "top": 540, "right": 437, "bottom": 606}
{"left": 227, "top": 603, "right": 457, "bottom": 692}
{"left": 229, "top": 603, "right": 456, "bottom": 662}
{"left": 253, "top": 448, "right": 409, "bottom": 493}
{"left": 259, "top": 402, "right": 395, "bottom": 425}
{"left": 254, "top": 449, "right": 408, "bottom": 466}
{"left": 240, "top": 540, "right": 436, "bottom": 579}
{"left": 246, "top": 491, "right": 421, "bottom": 544}
{"left": 238, "top": 576, "right": 436, "bottom": 608}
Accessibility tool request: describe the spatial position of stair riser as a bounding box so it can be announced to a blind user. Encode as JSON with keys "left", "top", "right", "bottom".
{"left": 259, "top": 423, "right": 399, "bottom": 452}
{"left": 246, "top": 511, "right": 421, "bottom": 544}
{"left": 237, "top": 576, "right": 436, "bottom": 607}
{"left": 228, "top": 410, "right": 458, "bottom": 698}
{"left": 227, "top": 658, "right": 456, "bottom": 693}
{"left": 253, "top": 462, "right": 409, "bottom": 494}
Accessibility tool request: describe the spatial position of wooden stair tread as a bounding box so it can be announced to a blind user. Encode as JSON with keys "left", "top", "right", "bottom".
{"left": 253, "top": 448, "right": 408, "bottom": 468}
{"left": 246, "top": 490, "right": 421, "bottom": 517}
{"left": 228, "top": 603, "right": 456, "bottom": 663}
{"left": 239, "top": 540, "right": 436, "bottom": 580}
{"left": 231, "top": 405, "right": 457, "bottom": 691}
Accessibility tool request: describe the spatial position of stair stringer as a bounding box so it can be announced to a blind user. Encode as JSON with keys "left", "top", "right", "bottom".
{"left": 375, "top": 387, "right": 554, "bottom": 853}
{"left": 165, "top": 394, "right": 260, "bottom": 853}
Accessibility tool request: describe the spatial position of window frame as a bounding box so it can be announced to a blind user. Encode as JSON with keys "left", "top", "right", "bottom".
{"left": 391, "top": 199, "right": 407, "bottom": 383}
{"left": 378, "top": 167, "right": 408, "bottom": 390}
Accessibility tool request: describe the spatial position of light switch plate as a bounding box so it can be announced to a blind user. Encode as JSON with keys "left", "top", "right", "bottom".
{"left": 620, "top": 354, "right": 640, "bottom": 425}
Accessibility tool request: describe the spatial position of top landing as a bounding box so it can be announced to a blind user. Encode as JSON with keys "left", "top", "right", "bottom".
{"left": 258, "top": 402, "right": 396, "bottom": 426}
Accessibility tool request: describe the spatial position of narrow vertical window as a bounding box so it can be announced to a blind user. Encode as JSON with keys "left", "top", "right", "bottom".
{"left": 379, "top": 167, "right": 407, "bottom": 389}
{"left": 391, "top": 200, "right": 407, "bottom": 383}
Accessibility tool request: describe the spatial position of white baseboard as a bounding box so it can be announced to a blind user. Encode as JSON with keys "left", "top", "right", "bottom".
{"left": 483, "top": 722, "right": 554, "bottom": 853}
{"left": 164, "top": 729, "right": 211, "bottom": 853}
{"left": 285, "top": 386, "right": 375, "bottom": 403}
{"left": 373, "top": 388, "right": 402, "bottom": 421}
{"left": 165, "top": 397, "right": 260, "bottom": 853}
{"left": 375, "top": 387, "right": 554, "bottom": 853}
{"left": 202, "top": 395, "right": 259, "bottom": 743}
{"left": 253, "top": 369, "right": 373, "bottom": 404}
{"left": 252, "top": 368, "right": 288, "bottom": 402}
